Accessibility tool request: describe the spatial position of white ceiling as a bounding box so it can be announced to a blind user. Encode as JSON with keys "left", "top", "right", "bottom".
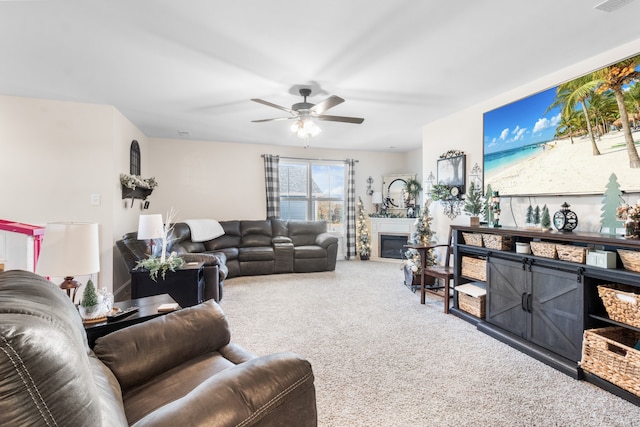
{"left": 1, "top": 0, "right": 639, "bottom": 152}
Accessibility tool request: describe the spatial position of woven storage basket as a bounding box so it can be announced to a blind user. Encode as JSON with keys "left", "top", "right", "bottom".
{"left": 458, "top": 292, "right": 486, "bottom": 318}
{"left": 462, "top": 232, "right": 483, "bottom": 247}
{"left": 530, "top": 241, "right": 557, "bottom": 259}
{"left": 556, "top": 244, "right": 586, "bottom": 263}
{"left": 482, "top": 234, "right": 513, "bottom": 251}
{"left": 598, "top": 284, "right": 640, "bottom": 328}
{"left": 581, "top": 327, "right": 640, "bottom": 397}
{"left": 461, "top": 256, "right": 486, "bottom": 281}
{"left": 618, "top": 249, "right": 640, "bottom": 273}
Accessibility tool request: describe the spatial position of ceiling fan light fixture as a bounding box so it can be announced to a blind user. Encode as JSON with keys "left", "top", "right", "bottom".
{"left": 291, "top": 118, "right": 321, "bottom": 139}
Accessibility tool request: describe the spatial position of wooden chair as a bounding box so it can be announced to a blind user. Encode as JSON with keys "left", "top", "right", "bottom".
{"left": 406, "top": 228, "right": 454, "bottom": 313}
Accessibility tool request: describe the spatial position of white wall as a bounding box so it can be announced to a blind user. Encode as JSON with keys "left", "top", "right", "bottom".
{"left": 0, "top": 95, "right": 145, "bottom": 294}
{"left": 423, "top": 38, "right": 640, "bottom": 242}
{"left": 145, "top": 138, "right": 419, "bottom": 221}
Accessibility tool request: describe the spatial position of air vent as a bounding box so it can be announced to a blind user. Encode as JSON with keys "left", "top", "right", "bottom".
{"left": 594, "top": 0, "right": 635, "bottom": 12}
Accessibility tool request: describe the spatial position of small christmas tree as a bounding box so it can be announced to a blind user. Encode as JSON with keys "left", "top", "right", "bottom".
{"left": 601, "top": 173, "right": 624, "bottom": 234}
{"left": 463, "top": 182, "right": 485, "bottom": 218}
{"left": 81, "top": 279, "right": 98, "bottom": 308}
{"left": 484, "top": 184, "right": 493, "bottom": 225}
{"left": 356, "top": 197, "right": 371, "bottom": 259}
{"left": 533, "top": 205, "right": 541, "bottom": 225}
{"left": 525, "top": 205, "right": 534, "bottom": 224}
{"left": 403, "top": 200, "right": 437, "bottom": 272}
{"left": 541, "top": 205, "right": 551, "bottom": 229}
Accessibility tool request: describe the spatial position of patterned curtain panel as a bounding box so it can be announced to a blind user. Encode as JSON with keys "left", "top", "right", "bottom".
{"left": 263, "top": 154, "right": 280, "bottom": 219}
{"left": 345, "top": 159, "right": 356, "bottom": 259}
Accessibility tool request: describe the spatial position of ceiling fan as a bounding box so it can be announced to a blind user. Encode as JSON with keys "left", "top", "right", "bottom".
{"left": 251, "top": 88, "right": 364, "bottom": 138}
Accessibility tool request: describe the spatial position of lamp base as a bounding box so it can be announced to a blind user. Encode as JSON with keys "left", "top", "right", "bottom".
{"left": 60, "top": 276, "right": 81, "bottom": 302}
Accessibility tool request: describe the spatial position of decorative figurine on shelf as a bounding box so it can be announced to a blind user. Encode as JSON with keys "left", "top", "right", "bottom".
{"left": 490, "top": 191, "right": 501, "bottom": 228}
{"left": 553, "top": 202, "right": 579, "bottom": 232}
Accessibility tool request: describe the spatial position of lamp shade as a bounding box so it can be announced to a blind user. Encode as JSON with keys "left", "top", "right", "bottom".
{"left": 137, "top": 214, "right": 164, "bottom": 239}
{"left": 372, "top": 191, "right": 383, "bottom": 204}
{"left": 36, "top": 222, "right": 100, "bottom": 277}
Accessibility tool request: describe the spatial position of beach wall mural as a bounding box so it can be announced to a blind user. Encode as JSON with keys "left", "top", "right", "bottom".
{"left": 483, "top": 54, "right": 640, "bottom": 197}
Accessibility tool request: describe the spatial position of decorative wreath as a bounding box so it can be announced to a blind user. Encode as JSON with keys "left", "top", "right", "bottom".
{"left": 404, "top": 178, "right": 422, "bottom": 197}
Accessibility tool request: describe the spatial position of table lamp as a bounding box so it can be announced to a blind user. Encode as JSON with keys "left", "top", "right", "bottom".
{"left": 138, "top": 214, "right": 164, "bottom": 257}
{"left": 36, "top": 222, "right": 100, "bottom": 302}
{"left": 372, "top": 191, "right": 383, "bottom": 213}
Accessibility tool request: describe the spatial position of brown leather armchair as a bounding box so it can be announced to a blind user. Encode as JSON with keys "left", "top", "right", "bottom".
{"left": 0, "top": 270, "right": 317, "bottom": 426}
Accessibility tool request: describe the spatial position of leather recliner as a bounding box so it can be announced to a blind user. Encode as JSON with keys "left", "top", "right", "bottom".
{"left": 0, "top": 270, "right": 317, "bottom": 426}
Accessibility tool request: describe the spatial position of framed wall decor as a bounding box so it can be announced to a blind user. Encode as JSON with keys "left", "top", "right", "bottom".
{"left": 437, "top": 154, "right": 466, "bottom": 195}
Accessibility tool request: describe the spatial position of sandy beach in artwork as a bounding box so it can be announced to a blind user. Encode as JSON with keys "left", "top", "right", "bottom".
{"left": 486, "top": 131, "right": 640, "bottom": 195}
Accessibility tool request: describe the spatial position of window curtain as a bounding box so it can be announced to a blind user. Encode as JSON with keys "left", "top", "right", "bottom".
{"left": 345, "top": 158, "right": 356, "bottom": 259}
{"left": 263, "top": 154, "right": 280, "bottom": 219}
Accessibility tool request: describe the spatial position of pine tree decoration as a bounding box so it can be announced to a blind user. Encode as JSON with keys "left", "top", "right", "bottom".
{"left": 407, "top": 200, "right": 437, "bottom": 267}
{"left": 601, "top": 173, "right": 624, "bottom": 234}
{"left": 541, "top": 205, "right": 551, "bottom": 229}
{"left": 356, "top": 197, "right": 371, "bottom": 259}
{"left": 463, "top": 182, "right": 485, "bottom": 220}
{"left": 81, "top": 279, "right": 98, "bottom": 308}
{"left": 484, "top": 184, "right": 493, "bottom": 225}
{"left": 533, "top": 205, "right": 541, "bottom": 225}
{"left": 525, "top": 205, "right": 534, "bottom": 224}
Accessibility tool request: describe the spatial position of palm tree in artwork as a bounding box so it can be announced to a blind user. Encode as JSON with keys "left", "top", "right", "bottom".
{"left": 592, "top": 55, "right": 640, "bottom": 168}
{"left": 548, "top": 74, "right": 601, "bottom": 156}
{"left": 588, "top": 90, "right": 617, "bottom": 138}
{"left": 555, "top": 109, "right": 581, "bottom": 144}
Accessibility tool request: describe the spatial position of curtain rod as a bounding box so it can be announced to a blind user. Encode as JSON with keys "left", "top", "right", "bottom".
{"left": 262, "top": 154, "right": 358, "bottom": 163}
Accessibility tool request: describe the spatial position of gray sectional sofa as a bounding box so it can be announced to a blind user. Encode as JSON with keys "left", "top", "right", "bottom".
{"left": 117, "top": 219, "right": 339, "bottom": 304}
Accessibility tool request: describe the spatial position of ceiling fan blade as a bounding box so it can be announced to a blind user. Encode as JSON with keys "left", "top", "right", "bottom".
{"left": 251, "top": 98, "right": 295, "bottom": 114}
{"left": 252, "top": 117, "right": 296, "bottom": 123}
{"left": 316, "top": 114, "right": 364, "bottom": 124}
{"left": 310, "top": 95, "right": 344, "bottom": 114}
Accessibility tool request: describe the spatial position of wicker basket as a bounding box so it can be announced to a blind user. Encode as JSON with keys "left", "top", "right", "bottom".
{"left": 556, "top": 244, "right": 586, "bottom": 264}
{"left": 461, "top": 256, "right": 486, "bottom": 281}
{"left": 457, "top": 283, "right": 486, "bottom": 318}
{"left": 482, "top": 234, "right": 513, "bottom": 251}
{"left": 530, "top": 241, "right": 557, "bottom": 259}
{"left": 462, "top": 232, "right": 483, "bottom": 247}
{"left": 581, "top": 327, "right": 640, "bottom": 397}
{"left": 618, "top": 249, "right": 640, "bottom": 273}
{"left": 598, "top": 284, "right": 640, "bottom": 328}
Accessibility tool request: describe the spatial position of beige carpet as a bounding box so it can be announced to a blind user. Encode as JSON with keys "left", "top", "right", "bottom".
{"left": 219, "top": 260, "right": 640, "bottom": 426}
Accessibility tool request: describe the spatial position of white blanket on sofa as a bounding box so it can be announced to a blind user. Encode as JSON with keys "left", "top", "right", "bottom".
{"left": 183, "top": 219, "right": 225, "bottom": 243}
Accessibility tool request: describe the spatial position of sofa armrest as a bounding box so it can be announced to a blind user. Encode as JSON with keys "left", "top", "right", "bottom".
{"left": 93, "top": 301, "right": 230, "bottom": 391}
{"left": 180, "top": 252, "right": 223, "bottom": 266}
{"left": 131, "top": 353, "right": 317, "bottom": 427}
{"left": 315, "top": 232, "right": 338, "bottom": 249}
{"left": 272, "top": 236, "right": 293, "bottom": 244}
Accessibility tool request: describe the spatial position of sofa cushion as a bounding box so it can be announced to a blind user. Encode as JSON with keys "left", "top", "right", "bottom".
{"left": 289, "top": 220, "right": 327, "bottom": 246}
{"left": 239, "top": 246, "right": 275, "bottom": 261}
{"left": 206, "top": 220, "right": 241, "bottom": 250}
{"left": 294, "top": 246, "right": 328, "bottom": 259}
{"left": 94, "top": 301, "right": 231, "bottom": 391}
{"left": 242, "top": 220, "right": 273, "bottom": 247}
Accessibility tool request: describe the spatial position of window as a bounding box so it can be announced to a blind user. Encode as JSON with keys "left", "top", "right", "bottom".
{"left": 279, "top": 160, "right": 345, "bottom": 233}
{"left": 130, "top": 140, "right": 141, "bottom": 175}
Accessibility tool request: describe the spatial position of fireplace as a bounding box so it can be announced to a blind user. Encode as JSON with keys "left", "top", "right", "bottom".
{"left": 379, "top": 234, "right": 409, "bottom": 259}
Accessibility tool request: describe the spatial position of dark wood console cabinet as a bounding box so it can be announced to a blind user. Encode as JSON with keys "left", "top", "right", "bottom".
{"left": 451, "top": 225, "right": 640, "bottom": 405}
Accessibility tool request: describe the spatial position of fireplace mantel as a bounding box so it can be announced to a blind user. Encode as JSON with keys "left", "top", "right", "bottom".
{"left": 367, "top": 217, "right": 416, "bottom": 261}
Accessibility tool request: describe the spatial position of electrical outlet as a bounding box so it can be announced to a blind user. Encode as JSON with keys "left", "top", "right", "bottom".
{"left": 90, "top": 193, "right": 101, "bottom": 206}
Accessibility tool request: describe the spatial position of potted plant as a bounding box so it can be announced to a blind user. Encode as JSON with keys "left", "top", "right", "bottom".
{"left": 463, "top": 182, "right": 485, "bottom": 226}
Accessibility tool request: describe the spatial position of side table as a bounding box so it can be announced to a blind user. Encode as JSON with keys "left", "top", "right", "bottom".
{"left": 84, "top": 293, "right": 179, "bottom": 347}
{"left": 131, "top": 261, "right": 205, "bottom": 308}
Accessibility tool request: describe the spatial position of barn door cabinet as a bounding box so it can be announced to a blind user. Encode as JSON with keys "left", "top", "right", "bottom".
{"left": 451, "top": 225, "right": 640, "bottom": 406}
